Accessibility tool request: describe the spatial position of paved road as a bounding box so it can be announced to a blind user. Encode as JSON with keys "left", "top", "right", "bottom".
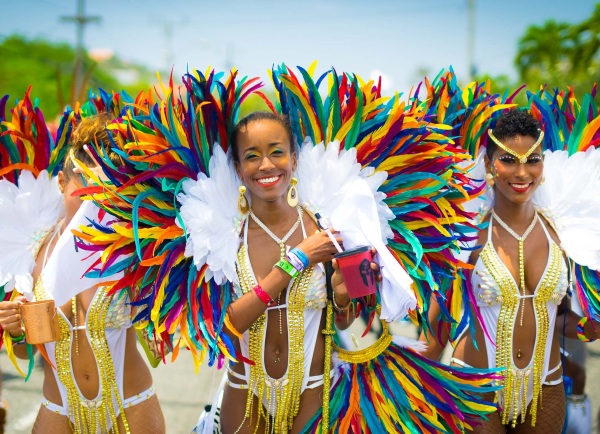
{"left": 2, "top": 327, "right": 600, "bottom": 433}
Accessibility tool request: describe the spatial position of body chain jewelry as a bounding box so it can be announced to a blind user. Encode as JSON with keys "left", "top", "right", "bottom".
{"left": 492, "top": 210, "right": 539, "bottom": 328}
{"left": 250, "top": 206, "right": 303, "bottom": 335}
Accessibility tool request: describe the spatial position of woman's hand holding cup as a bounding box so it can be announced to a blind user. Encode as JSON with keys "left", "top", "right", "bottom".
{"left": 0, "top": 296, "right": 27, "bottom": 338}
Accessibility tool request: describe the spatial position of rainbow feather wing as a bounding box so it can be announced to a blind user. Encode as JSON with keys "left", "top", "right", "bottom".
{"left": 529, "top": 86, "right": 600, "bottom": 321}
{"left": 271, "top": 65, "right": 486, "bottom": 337}
{"left": 270, "top": 65, "right": 499, "bottom": 428}
{"left": 0, "top": 88, "right": 73, "bottom": 180}
{"left": 529, "top": 85, "right": 600, "bottom": 154}
{"left": 76, "top": 69, "right": 261, "bottom": 367}
{"left": 409, "top": 69, "right": 527, "bottom": 342}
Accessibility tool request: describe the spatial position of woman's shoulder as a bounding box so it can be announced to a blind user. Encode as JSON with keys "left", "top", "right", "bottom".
{"left": 469, "top": 213, "right": 492, "bottom": 265}
{"left": 536, "top": 210, "right": 562, "bottom": 247}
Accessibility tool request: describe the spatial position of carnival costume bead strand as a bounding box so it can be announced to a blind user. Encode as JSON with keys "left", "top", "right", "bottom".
{"left": 250, "top": 206, "right": 304, "bottom": 336}
{"left": 236, "top": 244, "right": 313, "bottom": 434}
{"left": 320, "top": 299, "right": 336, "bottom": 433}
{"left": 71, "top": 297, "right": 79, "bottom": 356}
{"left": 480, "top": 235, "right": 563, "bottom": 427}
{"left": 492, "top": 211, "right": 539, "bottom": 327}
{"left": 487, "top": 129, "right": 544, "bottom": 164}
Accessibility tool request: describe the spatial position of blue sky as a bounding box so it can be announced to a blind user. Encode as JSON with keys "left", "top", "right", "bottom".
{"left": 2, "top": 0, "right": 597, "bottom": 92}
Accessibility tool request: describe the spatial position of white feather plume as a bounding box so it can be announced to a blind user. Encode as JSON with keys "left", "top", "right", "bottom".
{"left": 296, "top": 140, "right": 416, "bottom": 321}
{"left": 392, "top": 334, "right": 428, "bottom": 352}
{"left": 296, "top": 140, "right": 393, "bottom": 242}
{"left": 533, "top": 148, "right": 600, "bottom": 270}
{"left": 178, "top": 147, "right": 242, "bottom": 285}
{"left": 455, "top": 152, "right": 491, "bottom": 263}
{"left": 0, "top": 170, "right": 64, "bottom": 297}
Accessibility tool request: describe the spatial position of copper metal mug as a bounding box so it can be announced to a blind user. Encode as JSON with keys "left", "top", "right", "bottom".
{"left": 20, "top": 300, "right": 60, "bottom": 344}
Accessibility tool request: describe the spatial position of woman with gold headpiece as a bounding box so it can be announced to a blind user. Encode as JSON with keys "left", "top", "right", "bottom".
{"left": 0, "top": 95, "right": 166, "bottom": 433}
{"left": 422, "top": 106, "right": 600, "bottom": 433}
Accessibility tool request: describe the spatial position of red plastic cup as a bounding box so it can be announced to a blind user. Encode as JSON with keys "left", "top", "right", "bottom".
{"left": 334, "top": 246, "right": 377, "bottom": 298}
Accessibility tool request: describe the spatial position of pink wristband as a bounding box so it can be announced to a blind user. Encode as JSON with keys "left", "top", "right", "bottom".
{"left": 252, "top": 284, "right": 274, "bottom": 306}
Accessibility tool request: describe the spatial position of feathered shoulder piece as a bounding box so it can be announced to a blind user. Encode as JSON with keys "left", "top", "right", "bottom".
{"left": 0, "top": 90, "right": 71, "bottom": 299}
{"left": 417, "top": 68, "right": 521, "bottom": 158}
{"left": 270, "top": 64, "right": 483, "bottom": 335}
{"left": 76, "top": 69, "right": 262, "bottom": 368}
{"left": 0, "top": 88, "right": 74, "bottom": 180}
{"left": 268, "top": 65, "right": 501, "bottom": 433}
{"left": 529, "top": 86, "right": 600, "bottom": 320}
{"left": 0, "top": 86, "right": 140, "bottom": 299}
{"left": 407, "top": 70, "right": 529, "bottom": 342}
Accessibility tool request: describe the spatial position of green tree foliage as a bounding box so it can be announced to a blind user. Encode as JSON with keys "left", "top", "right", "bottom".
{"left": 0, "top": 35, "right": 152, "bottom": 118}
{"left": 515, "top": 4, "right": 600, "bottom": 94}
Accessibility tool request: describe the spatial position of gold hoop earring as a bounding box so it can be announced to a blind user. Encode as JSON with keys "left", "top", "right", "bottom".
{"left": 287, "top": 177, "right": 298, "bottom": 207}
{"left": 238, "top": 185, "right": 249, "bottom": 214}
{"left": 540, "top": 174, "right": 545, "bottom": 185}
{"left": 485, "top": 172, "right": 495, "bottom": 187}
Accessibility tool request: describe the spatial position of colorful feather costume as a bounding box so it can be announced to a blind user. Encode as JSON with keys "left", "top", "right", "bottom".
{"left": 75, "top": 65, "right": 500, "bottom": 433}
{"left": 0, "top": 89, "right": 74, "bottom": 379}
{"left": 408, "top": 68, "right": 522, "bottom": 346}
{"left": 0, "top": 87, "right": 145, "bottom": 379}
{"left": 527, "top": 85, "right": 600, "bottom": 323}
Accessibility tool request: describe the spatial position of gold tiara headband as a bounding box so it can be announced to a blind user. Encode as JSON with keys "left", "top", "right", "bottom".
{"left": 487, "top": 129, "right": 544, "bottom": 164}
{"left": 68, "top": 147, "right": 81, "bottom": 170}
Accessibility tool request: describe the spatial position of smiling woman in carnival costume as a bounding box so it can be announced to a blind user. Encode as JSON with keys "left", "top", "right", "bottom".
{"left": 75, "top": 64, "right": 503, "bottom": 433}
{"left": 0, "top": 90, "right": 166, "bottom": 433}
{"left": 420, "top": 72, "right": 600, "bottom": 433}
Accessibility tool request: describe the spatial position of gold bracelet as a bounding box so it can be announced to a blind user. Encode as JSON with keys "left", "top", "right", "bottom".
{"left": 332, "top": 293, "right": 351, "bottom": 312}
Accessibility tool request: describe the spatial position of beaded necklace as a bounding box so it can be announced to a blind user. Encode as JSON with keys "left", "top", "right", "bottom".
{"left": 249, "top": 206, "right": 303, "bottom": 259}
{"left": 480, "top": 213, "right": 564, "bottom": 427}
{"left": 491, "top": 210, "right": 538, "bottom": 327}
{"left": 249, "top": 206, "right": 303, "bottom": 335}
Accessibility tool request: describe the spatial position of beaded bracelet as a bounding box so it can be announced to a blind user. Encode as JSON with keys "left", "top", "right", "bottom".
{"left": 252, "top": 284, "right": 275, "bottom": 307}
{"left": 289, "top": 248, "right": 309, "bottom": 269}
{"left": 275, "top": 258, "right": 299, "bottom": 278}
{"left": 576, "top": 317, "right": 598, "bottom": 342}
{"left": 10, "top": 331, "right": 26, "bottom": 343}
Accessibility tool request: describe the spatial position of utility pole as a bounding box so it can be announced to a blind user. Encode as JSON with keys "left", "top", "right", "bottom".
{"left": 61, "top": 0, "right": 101, "bottom": 104}
{"left": 467, "top": 0, "right": 476, "bottom": 81}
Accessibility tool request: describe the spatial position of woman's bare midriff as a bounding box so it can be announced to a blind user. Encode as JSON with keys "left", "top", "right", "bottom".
{"left": 41, "top": 320, "right": 152, "bottom": 405}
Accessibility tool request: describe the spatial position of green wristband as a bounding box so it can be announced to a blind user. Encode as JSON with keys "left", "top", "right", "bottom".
{"left": 10, "top": 331, "right": 26, "bottom": 343}
{"left": 276, "top": 259, "right": 299, "bottom": 278}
